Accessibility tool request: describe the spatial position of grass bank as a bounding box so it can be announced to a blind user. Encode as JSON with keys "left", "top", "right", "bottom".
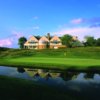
{"left": 0, "top": 47, "right": 100, "bottom": 59}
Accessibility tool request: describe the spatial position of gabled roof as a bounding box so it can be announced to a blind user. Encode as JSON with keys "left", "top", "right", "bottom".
{"left": 39, "top": 36, "right": 49, "bottom": 42}
{"left": 28, "top": 36, "right": 39, "bottom": 42}
{"left": 24, "top": 36, "right": 38, "bottom": 45}
{"left": 34, "top": 36, "right": 41, "bottom": 40}
{"left": 50, "top": 36, "right": 61, "bottom": 42}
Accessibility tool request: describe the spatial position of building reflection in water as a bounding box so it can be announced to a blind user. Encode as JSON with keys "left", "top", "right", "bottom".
{"left": 23, "top": 68, "right": 100, "bottom": 81}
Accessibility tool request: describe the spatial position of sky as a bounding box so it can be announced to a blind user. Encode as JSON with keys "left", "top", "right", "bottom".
{"left": 0, "top": 0, "right": 100, "bottom": 48}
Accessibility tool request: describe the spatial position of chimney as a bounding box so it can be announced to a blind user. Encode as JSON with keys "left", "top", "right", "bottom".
{"left": 47, "top": 33, "right": 50, "bottom": 40}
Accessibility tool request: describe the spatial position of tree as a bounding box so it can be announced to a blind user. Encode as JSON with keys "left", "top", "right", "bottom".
{"left": 71, "top": 40, "right": 84, "bottom": 47}
{"left": 96, "top": 38, "right": 100, "bottom": 46}
{"left": 61, "top": 34, "right": 72, "bottom": 47}
{"left": 47, "top": 33, "right": 50, "bottom": 40}
{"left": 18, "top": 37, "right": 27, "bottom": 49}
{"left": 84, "top": 36, "right": 96, "bottom": 46}
{"left": 46, "top": 41, "right": 50, "bottom": 49}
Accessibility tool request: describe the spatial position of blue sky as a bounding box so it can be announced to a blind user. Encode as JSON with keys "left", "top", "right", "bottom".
{"left": 0, "top": 0, "right": 100, "bottom": 48}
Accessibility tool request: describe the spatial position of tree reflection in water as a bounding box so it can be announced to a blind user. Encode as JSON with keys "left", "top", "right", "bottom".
{"left": 59, "top": 71, "right": 78, "bottom": 81}
{"left": 17, "top": 67, "right": 25, "bottom": 73}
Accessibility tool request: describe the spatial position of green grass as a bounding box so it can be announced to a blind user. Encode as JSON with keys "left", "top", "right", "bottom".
{"left": 0, "top": 57, "right": 100, "bottom": 70}
{"left": 0, "top": 47, "right": 100, "bottom": 70}
{"left": 0, "top": 47, "right": 100, "bottom": 59}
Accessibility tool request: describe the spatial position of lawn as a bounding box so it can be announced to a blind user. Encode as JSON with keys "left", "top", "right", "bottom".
{"left": 0, "top": 57, "right": 100, "bottom": 70}
{"left": 0, "top": 47, "right": 100, "bottom": 70}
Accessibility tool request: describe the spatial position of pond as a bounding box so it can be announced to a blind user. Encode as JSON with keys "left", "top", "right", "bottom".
{"left": 0, "top": 66, "right": 100, "bottom": 100}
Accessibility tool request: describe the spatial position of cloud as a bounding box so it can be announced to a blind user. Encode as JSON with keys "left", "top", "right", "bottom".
{"left": 33, "top": 26, "right": 40, "bottom": 30}
{"left": 0, "top": 38, "right": 12, "bottom": 47}
{"left": 66, "top": 17, "right": 100, "bottom": 40}
{"left": 89, "top": 23, "right": 100, "bottom": 28}
{"left": 53, "top": 27, "right": 100, "bottom": 41}
{"left": 0, "top": 31, "right": 23, "bottom": 47}
{"left": 12, "top": 31, "right": 23, "bottom": 38}
{"left": 70, "top": 18, "right": 84, "bottom": 24}
{"left": 89, "top": 17, "right": 100, "bottom": 23}
{"left": 70, "top": 17, "right": 100, "bottom": 25}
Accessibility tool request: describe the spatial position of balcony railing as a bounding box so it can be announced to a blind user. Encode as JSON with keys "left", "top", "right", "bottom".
{"left": 50, "top": 41, "right": 61, "bottom": 44}
{"left": 28, "top": 41, "right": 38, "bottom": 44}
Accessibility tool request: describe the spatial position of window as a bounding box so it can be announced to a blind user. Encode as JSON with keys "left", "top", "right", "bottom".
{"left": 51, "top": 40, "right": 60, "bottom": 44}
{"left": 40, "top": 40, "right": 47, "bottom": 44}
{"left": 28, "top": 40, "right": 38, "bottom": 44}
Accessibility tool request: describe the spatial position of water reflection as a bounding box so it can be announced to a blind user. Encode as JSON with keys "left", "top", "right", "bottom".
{"left": 59, "top": 71, "right": 78, "bottom": 81}
{"left": 45, "top": 73, "right": 52, "bottom": 80}
{"left": 0, "top": 66, "right": 100, "bottom": 100}
{"left": 17, "top": 67, "right": 25, "bottom": 73}
{"left": 0, "top": 66, "right": 100, "bottom": 88}
{"left": 34, "top": 72, "right": 40, "bottom": 77}
{"left": 0, "top": 66, "right": 100, "bottom": 82}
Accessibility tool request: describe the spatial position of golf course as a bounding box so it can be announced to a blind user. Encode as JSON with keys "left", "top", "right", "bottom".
{"left": 0, "top": 47, "right": 100, "bottom": 100}
{"left": 0, "top": 47, "right": 100, "bottom": 70}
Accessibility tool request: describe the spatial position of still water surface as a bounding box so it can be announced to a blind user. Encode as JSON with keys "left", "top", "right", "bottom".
{"left": 0, "top": 66, "right": 100, "bottom": 100}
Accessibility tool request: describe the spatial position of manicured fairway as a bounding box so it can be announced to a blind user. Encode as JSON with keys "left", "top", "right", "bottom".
{"left": 1, "top": 57, "right": 100, "bottom": 70}
{"left": 0, "top": 47, "right": 100, "bottom": 70}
